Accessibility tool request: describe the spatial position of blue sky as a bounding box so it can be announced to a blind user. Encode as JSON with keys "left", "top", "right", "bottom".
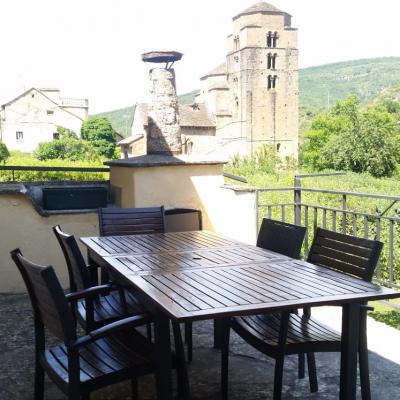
{"left": 1, "top": 0, "right": 399, "bottom": 113}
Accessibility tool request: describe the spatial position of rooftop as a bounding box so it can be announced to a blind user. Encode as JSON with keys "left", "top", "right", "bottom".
{"left": 233, "top": 2, "right": 291, "bottom": 20}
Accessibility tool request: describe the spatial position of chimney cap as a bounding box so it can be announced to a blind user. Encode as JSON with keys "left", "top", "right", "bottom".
{"left": 142, "top": 50, "right": 183, "bottom": 64}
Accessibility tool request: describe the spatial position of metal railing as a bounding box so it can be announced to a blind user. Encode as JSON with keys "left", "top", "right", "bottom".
{"left": 0, "top": 165, "right": 110, "bottom": 182}
{"left": 256, "top": 173, "right": 400, "bottom": 290}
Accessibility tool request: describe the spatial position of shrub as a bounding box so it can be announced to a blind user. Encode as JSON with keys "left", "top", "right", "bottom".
{"left": 34, "top": 137, "right": 97, "bottom": 161}
{"left": 229, "top": 145, "right": 282, "bottom": 176}
{"left": 0, "top": 143, "right": 10, "bottom": 164}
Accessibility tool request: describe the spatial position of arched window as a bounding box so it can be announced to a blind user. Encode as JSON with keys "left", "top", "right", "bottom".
{"left": 267, "top": 75, "right": 278, "bottom": 89}
{"left": 234, "top": 35, "right": 240, "bottom": 51}
{"left": 272, "top": 53, "right": 277, "bottom": 69}
{"left": 267, "top": 31, "right": 272, "bottom": 48}
{"left": 267, "top": 53, "right": 272, "bottom": 69}
{"left": 272, "top": 32, "right": 278, "bottom": 48}
{"left": 267, "top": 53, "right": 277, "bottom": 69}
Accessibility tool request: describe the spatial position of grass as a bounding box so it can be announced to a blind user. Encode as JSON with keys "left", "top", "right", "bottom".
{"left": 369, "top": 299, "right": 400, "bottom": 330}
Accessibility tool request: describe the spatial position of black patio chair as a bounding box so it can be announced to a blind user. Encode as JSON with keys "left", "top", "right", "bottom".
{"left": 97, "top": 206, "right": 165, "bottom": 285}
{"left": 221, "top": 227, "right": 383, "bottom": 400}
{"left": 256, "top": 218, "right": 306, "bottom": 259}
{"left": 98, "top": 206, "right": 165, "bottom": 236}
{"left": 53, "top": 225, "right": 151, "bottom": 335}
{"left": 10, "top": 248, "right": 190, "bottom": 400}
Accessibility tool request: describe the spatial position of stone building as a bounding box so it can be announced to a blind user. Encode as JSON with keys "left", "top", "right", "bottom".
{"left": 0, "top": 88, "right": 88, "bottom": 153}
{"left": 121, "top": 1, "right": 298, "bottom": 159}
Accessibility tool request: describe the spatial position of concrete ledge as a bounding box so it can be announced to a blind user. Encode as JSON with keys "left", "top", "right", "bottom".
{"left": 105, "top": 154, "right": 228, "bottom": 168}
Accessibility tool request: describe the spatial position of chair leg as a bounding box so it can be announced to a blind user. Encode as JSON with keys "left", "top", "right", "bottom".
{"left": 298, "top": 353, "right": 305, "bottom": 379}
{"left": 131, "top": 377, "right": 139, "bottom": 400}
{"left": 359, "top": 322, "right": 371, "bottom": 400}
{"left": 146, "top": 323, "right": 153, "bottom": 342}
{"left": 306, "top": 352, "right": 318, "bottom": 393}
{"left": 185, "top": 321, "right": 193, "bottom": 363}
{"left": 34, "top": 358, "right": 45, "bottom": 400}
{"left": 220, "top": 318, "right": 230, "bottom": 400}
{"left": 172, "top": 322, "right": 191, "bottom": 400}
{"left": 273, "top": 355, "right": 285, "bottom": 400}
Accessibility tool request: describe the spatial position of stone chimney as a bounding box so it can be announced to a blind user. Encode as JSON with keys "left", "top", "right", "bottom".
{"left": 142, "top": 50, "right": 183, "bottom": 155}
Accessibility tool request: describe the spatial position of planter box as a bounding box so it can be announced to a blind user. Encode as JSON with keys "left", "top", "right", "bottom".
{"left": 43, "top": 187, "right": 107, "bottom": 210}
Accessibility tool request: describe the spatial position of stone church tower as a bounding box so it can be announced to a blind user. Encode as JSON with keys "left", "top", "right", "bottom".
{"left": 125, "top": 2, "right": 298, "bottom": 160}
{"left": 196, "top": 2, "right": 299, "bottom": 159}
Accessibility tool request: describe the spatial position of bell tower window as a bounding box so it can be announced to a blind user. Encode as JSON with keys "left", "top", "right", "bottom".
{"left": 272, "top": 32, "right": 278, "bottom": 48}
{"left": 233, "top": 35, "right": 240, "bottom": 51}
{"left": 267, "top": 75, "right": 277, "bottom": 89}
{"left": 267, "top": 53, "right": 277, "bottom": 69}
{"left": 267, "top": 31, "right": 272, "bottom": 48}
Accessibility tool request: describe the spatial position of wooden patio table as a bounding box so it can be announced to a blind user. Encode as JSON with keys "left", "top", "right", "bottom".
{"left": 81, "top": 231, "right": 400, "bottom": 400}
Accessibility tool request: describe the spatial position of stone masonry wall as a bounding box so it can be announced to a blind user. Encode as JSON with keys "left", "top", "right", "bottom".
{"left": 147, "top": 68, "right": 182, "bottom": 155}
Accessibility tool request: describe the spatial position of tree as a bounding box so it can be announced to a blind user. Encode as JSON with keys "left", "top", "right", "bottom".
{"left": 0, "top": 143, "right": 10, "bottom": 164}
{"left": 300, "top": 96, "right": 400, "bottom": 177}
{"left": 81, "top": 117, "right": 116, "bottom": 158}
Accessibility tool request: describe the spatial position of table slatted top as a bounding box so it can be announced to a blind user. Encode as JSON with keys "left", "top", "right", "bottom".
{"left": 103, "top": 246, "right": 288, "bottom": 275}
{"left": 82, "top": 231, "right": 399, "bottom": 321}
{"left": 115, "top": 259, "right": 398, "bottom": 321}
{"left": 81, "top": 231, "right": 240, "bottom": 256}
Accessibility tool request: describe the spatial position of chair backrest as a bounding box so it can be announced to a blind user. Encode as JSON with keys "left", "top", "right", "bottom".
{"left": 164, "top": 208, "right": 202, "bottom": 232}
{"left": 256, "top": 218, "right": 306, "bottom": 259}
{"left": 53, "top": 225, "right": 91, "bottom": 292}
{"left": 307, "top": 228, "right": 383, "bottom": 282}
{"left": 10, "top": 249, "right": 76, "bottom": 344}
{"left": 98, "top": 206, "right": 165, "bottom": 236}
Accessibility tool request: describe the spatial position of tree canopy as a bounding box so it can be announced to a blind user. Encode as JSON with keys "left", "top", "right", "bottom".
{"left": 81, "top": 117, "right": 116, "bottom": 158}
{"left": 300, "top": 96, "right": 400, "bottom": 177}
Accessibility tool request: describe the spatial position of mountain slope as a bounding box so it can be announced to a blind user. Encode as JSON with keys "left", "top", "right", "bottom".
{"left": 300, "top": 57, "right": 400, "bottom": 110}
{"left": 95, "top": 57, "right": 400, "bottom": 137}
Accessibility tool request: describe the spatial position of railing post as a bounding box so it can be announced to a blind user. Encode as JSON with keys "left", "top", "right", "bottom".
{"left": 294, "top": 175, "right": 301, "bottom": 226}
{"left": 255, "top": 189, "right": 260, "bottom": 237}
{"left": 342, "top": 194, "right": 347, "bottom": 234}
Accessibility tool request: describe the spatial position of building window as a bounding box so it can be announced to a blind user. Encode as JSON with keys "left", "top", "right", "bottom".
{"left": 234, "top": 35, "right": 240, "bottom": 51}
{"left": 267, "top": 75, "right": 277, "bottom": 89}
{"left": 267, "top": 53, "right": 277, "bottom": 69}
{"left": 31, "top": 94, "right": 35, "bottom": 98}
{"left": 267, "top": 31, "right": 272, "bottom": 47}
{"left": 273, "top": 32, "right": 278, "bottom": 48}
{"left": 16, "top": 131, "right": 23, "bottom": 141}
{"left": 47, "top": 110, "right": 54, "bottom": 115}
{"left": 53, "top": 132, "right": 60, "bottom": 140}
{"left": 276, "top": 143, "right": 281, "bottom": 152}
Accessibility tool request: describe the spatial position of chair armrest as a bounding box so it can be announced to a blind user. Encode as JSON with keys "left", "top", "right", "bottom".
{"left": 72, "top": 313, "right": 152, "bottom": 347}
{"left": 65, "top": 283, "right": 116, "bottom": 302}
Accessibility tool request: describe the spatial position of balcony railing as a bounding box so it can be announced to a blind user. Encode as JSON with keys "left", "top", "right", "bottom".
{"left": 256, "top": 173, "right": 400, "bottom": 290}
{"left": 59, "top": 98, "right": 89, "bottom": 108}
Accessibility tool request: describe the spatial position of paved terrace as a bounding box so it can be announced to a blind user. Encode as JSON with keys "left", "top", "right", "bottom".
{"left": 1, "top": 294, "right": 399, "bottom": 400}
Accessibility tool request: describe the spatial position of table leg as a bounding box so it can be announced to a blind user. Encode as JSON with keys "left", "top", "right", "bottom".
{"left": 214, "top": 319, "right": 223, "bottom": 349}
{"left": 155, "top": 311, "right": 173, "bottom": 400}
{"left": 340, "top": 303, "right": 360, "bottom": 400}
